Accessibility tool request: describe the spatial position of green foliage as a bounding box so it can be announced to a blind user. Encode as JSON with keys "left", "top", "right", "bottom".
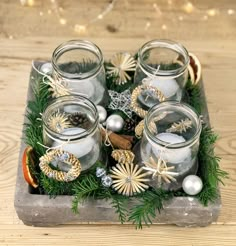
{"left": 111, "top": 195, "right": 129, "bottom": 224}
{"left": 72, "top": 174, "right": 100, "bottom": 213}
{"left": 184, "top": 79, "right": 202, "bottom": 114}
{"left": 197, "top": 126, "right": 228, "bottom": 205}
{"left": 128, "top": 189, "right": 173, "bottom": 229}
{"left": 40, "top": 173, "right": 75, "bottom": 197}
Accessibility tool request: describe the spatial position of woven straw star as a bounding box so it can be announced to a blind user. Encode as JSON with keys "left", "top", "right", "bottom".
{"left": 44, "top": 76, "right": 70, "bottom": 98}
{"left": 166, "top": 118, "right": 192, "bottom": 134}
{"left": 110, "top": 162, "right": 149, "bottom": 196}
{"left": 106, "top": 52, "right": 136, "bottom": 85}
{"left": 47, "top": 110, "right": 71, "bottom": 133}
{"left": 143, "top": 157, "right": 178, "bottom": 184}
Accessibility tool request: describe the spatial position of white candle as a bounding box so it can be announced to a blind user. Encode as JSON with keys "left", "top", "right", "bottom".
{"left": 67, "top": 78, "right": 105, "bottom": 104}
{"left": 151, "top": 132, "right": 191, "bottom": 164}
{"left": 149, "top": 78, "right": 180, "bottom": 98}
{"left": 52, "top": 128, "right": 99, "bottom": 170}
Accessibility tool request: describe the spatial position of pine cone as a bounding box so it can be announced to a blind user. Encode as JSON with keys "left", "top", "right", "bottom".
{"left": 111, "top": 149, "right": 135, "bottom": 165}
{"left": 123, "top": 118, "right": 136, "bottom": 132}
{"left": 68, "top": 112, "right": 89, "bottom": 128}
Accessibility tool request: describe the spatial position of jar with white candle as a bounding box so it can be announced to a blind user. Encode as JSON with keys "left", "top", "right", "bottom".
{"left": 42, "top": 95, "right": 102, "bottom": 172}
{"left": 139, "top": 101, "right": 202, "bottom": 190}
{"left": 134, "top": 39, "right": 189, "bottom": 109}
{"left": 52, "top": 40, "right": 108, "bottom": 105}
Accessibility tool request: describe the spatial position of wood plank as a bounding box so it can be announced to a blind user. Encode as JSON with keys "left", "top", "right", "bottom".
{"left": 0, "top": 224, "right": 236, "bottom": 246}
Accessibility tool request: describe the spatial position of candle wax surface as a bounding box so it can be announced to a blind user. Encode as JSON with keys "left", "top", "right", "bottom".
{"left": 67, "top": 78, "right": 105, "bottom": 105}
{"left": 150, "top": 78, "right": 179, "bottom": 98}
{"left": 52, "top": 128, "right": 95, "bottom": 158}
{"left": 151, "top": 132, "right": 191, "bottom": 164}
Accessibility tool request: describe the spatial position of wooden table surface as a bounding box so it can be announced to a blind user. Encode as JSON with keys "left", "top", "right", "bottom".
{"left": 0, "top": 0, "right": 236, "bottom": 245}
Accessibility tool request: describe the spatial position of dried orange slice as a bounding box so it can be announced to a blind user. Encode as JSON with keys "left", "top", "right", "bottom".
{"left": 188, "top": 52, "right": 202, "bottom": 84}
{"left": 22, "top": 146, "right": 38, "bottom": 188}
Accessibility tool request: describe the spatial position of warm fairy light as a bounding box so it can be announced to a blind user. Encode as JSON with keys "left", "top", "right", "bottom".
{"left": 228, "top": 9, "right": 235, "bottom": 15}
{"left": 74, "top": 24, "right": 87, "bottom": 34}
{"left": 203, "top": 15, "right": 208, "bottom": 20}
{"left": 98, "top": 14, "right": 103, "bottom": 19}
{"left": 144, "top": 21, "right": 151, "bottom": 30}
{"left": 28, "top": 0, "right": 34, "bottom": 6}
{"left": 9, "top": 35, "right": 13, "bottom": 40}
{"left": 48, "top": 9, "right": 52, "bottom": 14}
{"left": 161, "top": 24, "right": 167, "bottom": 30}
{"left": 153, "top": 3, "right": 162, "bottom": 16}
{"left": 183, "top": 2, "right": 194, "bottom": 14}
{"left": 20, "top": 0, "right": 34, "bottom": 6}
{"left": 59, "top": 18, "right": 67, "bottom": 25}
{"left": 39, "top": 11, "right": 43, "bottom": 16}
{"left": 178, "top": 16, "right": 183, "bottom": 21}
{"left": 168, "top": 0, "right": 172, "bottom": 5}
{"left": 207, "top": 9, "right": 218, "bottom": 17}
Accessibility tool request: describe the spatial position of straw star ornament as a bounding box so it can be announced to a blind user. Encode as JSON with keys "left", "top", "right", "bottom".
{"left": 143, "top": 157, "right": 178, "bottom": 184}
{"left": 47, "top": 110, "right": 71, "bottom": 133}
{"left": 106, "top": 53, "right": 136, "bottom": 85}
{"left": 166, "top": 118, "right": 192, "bottom": 133}
{"left": 110, "top": 162, "right": 149, "bottom": 196}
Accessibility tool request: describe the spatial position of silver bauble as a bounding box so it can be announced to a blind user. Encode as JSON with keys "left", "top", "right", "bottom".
{"left": 182, "top": 175, "right": 203, "bottom": 195}
{"left": 106, "top": 114, "right": 124, "bottom": 132}
{"left": 96, "top": 167, "right": 106, "bottom": 178}
{"left": 96, "top": 105, "right": 107, "bottom": 123}
{"left": 101, "top": 175, "right": 113, "bottom": 187}
{"left": 40, "top": 62, "right": 52, "bottom": 75}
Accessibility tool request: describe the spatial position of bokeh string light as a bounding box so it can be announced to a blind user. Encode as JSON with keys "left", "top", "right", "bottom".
{"left": 18, "top": 0, "right": 236, "bottom": 37}
{"left": 19, "top": 0, "right": 117, "bottom": 34}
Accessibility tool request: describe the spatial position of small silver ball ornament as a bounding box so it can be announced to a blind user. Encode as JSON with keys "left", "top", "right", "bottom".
{"left": 101, "top": 175, "right": 113, "bottom": 187}
{"left": 96, "top": 105, "right": 107, "bottom": 123}
{"left": 96, "top": 167, "right": 106, "bottom": 178}
{"left": 40, "top": 62, "right": 52, "bottom": 75}
{"left": 106, "top": 114, "right": 124, "bottom": 132}
{"left": 182, "top": 175, "right": 203, "bottom": 196}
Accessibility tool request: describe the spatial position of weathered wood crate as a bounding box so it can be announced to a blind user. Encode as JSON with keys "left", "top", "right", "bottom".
{"left": 14, "top": 62, "right": 221, "bottom": 227}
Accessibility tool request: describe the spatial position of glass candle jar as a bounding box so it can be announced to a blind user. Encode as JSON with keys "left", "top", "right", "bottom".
{"left": 52, "top": 40, "right": 108, "bottom": 105}
{"left": 134, "top": 39, "right": 189, "bottom": 109}
{"left": 139, "top": 101, "right": 202, "bottom": 191}
{"left": 42, "top": 95, "right": 102, "bottom": 171}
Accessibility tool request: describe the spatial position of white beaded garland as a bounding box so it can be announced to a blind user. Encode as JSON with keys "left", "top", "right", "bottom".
{"left": 182, "top": 175, "right": 203, "bottom": 195}
{"left": 106, "top": 114, "right": 124, "bottom": 132}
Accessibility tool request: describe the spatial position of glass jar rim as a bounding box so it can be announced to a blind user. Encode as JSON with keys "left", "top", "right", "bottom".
{"left": 138, "top": 39, "right": 190, "bottom": 78}
{"left": 144, "top": 101, "right": 202, "bottom": 149}
{"left": 42, "top": 95, "right": 99, "bottom": 140}
{"left": 52, "top": 40, "right": 104, "bottom": 80}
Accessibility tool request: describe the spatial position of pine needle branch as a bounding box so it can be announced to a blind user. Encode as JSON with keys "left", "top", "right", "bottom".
{"left": 111, "top": 195, "right": 129, "bottom": 224}
{"left": 72, "top": 174, "right": 100, "bottom": 214}
{"left": 128, "top": 189, "right": 173, "bottom": 229}
{"left": 197, "top": 125, "right": 229, "bottom": 205}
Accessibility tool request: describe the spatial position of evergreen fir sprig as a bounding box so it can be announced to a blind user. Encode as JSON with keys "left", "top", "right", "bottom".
{"left": 128, "top": 189, "right": 173, "bottom": 229}
{"left": 197, "top": 126, "right": 228, "bottom": 205}
{"left": 72, "top": 174, "right": 100, "bottom": 213}
{"left": 184, "top": 79, "right": 202, "bottom": 114}
{"left": 24, "top": 77, "right": 51, "bottom": 157}
{"left": 111, "top": 195, "right": 129, "bottom": 224}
